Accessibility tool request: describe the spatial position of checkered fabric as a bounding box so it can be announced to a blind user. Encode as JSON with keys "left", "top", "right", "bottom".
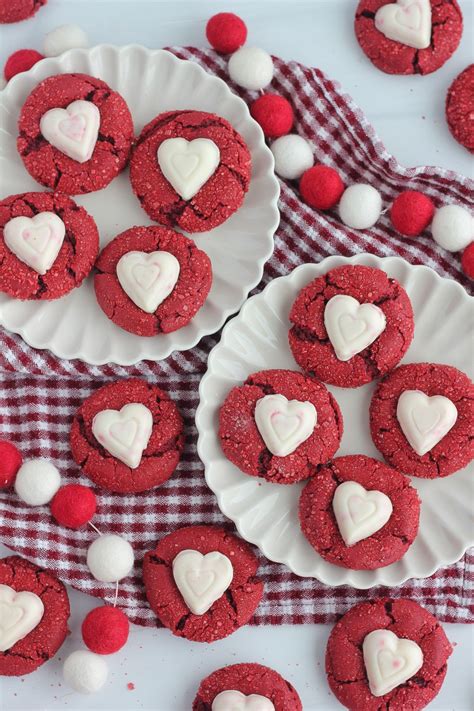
{"left": 0, "top": 47, "right": 472, "bottom": 626}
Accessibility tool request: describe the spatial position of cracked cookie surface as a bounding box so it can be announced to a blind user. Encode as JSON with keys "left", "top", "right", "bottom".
{"left": 129, "top": 110, "right": 251, "bottom": 233}
{"left": 193, "top": 662, "right": 302, "bottom": 710}
{"left": 370, "top": 363, "right": 474, "bottom": 478}
{"left": 326, "top": 599, "right": 452, "bottom": 710}
{"left": 219, "top": 369, "right": 343, "bottom": 484}
{"left": 299, "top": 455, "right": 420, "bottom": 570}
{"left": 70, "top": 378, "right": 184, "bottom": 493}
{"left": 0, "top": 555, "right": 70, "bottom": 677}
{"left": 94, "top": 225, "right": 212, "bottom": 336}
{"left": 0, "top": 191, "right": 99, "bottom": 300}
{"left": 143, "top": 526, "right": 263, "bottom": 643}
{"left": 17, "top": 73, "right": 134, "bottom": 194}
{"left": 0, "top": 0, "right": 46, "bottom": 23}
{"left": 446, "top": 64, "right": 474, "bottom": 152}
{"left": 289, "top": 265, "right": 414, "bottom": 388}
{"left": 355, "top": 0, "right": 463, "bottom": 76}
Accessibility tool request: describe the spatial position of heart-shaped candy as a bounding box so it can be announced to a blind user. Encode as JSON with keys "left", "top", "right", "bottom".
{"left": 40, "top": 100, "right": 100, "bottom": 163}
{"left": 397, "top": 390, "right": 458, "bottom": 456}
{"left": 363, "top": 629, "right": 423, "bottom": 696}
{"left": 375, "top": 0, "right": 431, "bottom": 50}
{"left": 324, "top": 294, "right": 386, "bottom": 361}
{"left": 3, "top": 212, "right": 65, "bottom": 275}
{"left": 0, "top": 584, "right": 44, "bottom": 652}
{"left": 332, "top": 481, "right": 393, "bottom": 546}
{"left": 172, "top": 549, "right": 233, "bottom": 616}
{"left": 157, "top": 137, "right": 220, "bottom": 201}
{"left": 254, "top": 394, "right": 317, "bottom": 458}
{"left": 92, "top": 403, "right": 153, "bottom": 469}
{"left": 116, "top": 250, "right": 180, "bottom": 313}
{"left": 212, "top": 690, "right": 275, "bottom": 711}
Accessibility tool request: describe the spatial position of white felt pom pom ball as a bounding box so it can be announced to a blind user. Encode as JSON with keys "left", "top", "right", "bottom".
{"left": 339, "top": 184, "right": 382, "bottom": 229}
{"left": 63, "top": 650, "right": 108, "bottom": 694}
{"left": 87, "top": 535, "right": 134, "bottom": 583}
{"left": 228, "top": 47, "right": 274, "bottom": 90}
{"left": 431, "top": 204, "right": 473, "bottom": 252}
{"left": 43, "top": 24, "right": 89, "bottom": 57}
{"left": 271, "top": 134, "right": 314, "bottom": 180}
{"left": 14, "top": 459, "right": 61, "bottom": 506}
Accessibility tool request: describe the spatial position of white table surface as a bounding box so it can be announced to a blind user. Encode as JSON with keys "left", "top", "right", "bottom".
{"left": 0, "top": 1, "right": 473, "bottom": 710}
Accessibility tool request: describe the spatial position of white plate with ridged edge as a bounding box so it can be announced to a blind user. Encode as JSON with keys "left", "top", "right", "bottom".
{"left": 0, "top": 45, "right": 279, "bottom": 365}
{"left": 196, "top": 254, "right": 474, "bottom": 588}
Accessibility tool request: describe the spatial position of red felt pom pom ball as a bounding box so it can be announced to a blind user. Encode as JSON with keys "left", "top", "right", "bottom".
{"left": 390, "top": 190, "right": 435, "bottom": 236}
{"left": 0, "top": 441, "right": 22, "bottom": 488}
{"left": 206, "top": 12, "right": 247, "bottom": 54}
{"left": 300, "top": 165, "right": 345, "bottom": 210}
{"left": 461, "top": 241, "right": 474, "bottom": 279}
{"left": 82, "top": 606, "right": 130, "bottom": 655}
{"left": 4, "top": 49, "right": 44, "bottom": 81}
{"left": 250, "top": 94, "right": 294, "bottom": 139}
{"left": 51, "top": 484, "right": 97, "bottom": 529}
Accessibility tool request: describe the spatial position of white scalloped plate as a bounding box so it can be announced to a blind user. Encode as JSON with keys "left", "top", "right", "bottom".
{"left": 0, "top": 45, "right": 279, "bottom": 365}
{"left": 197, "top": 254, "right": 474, "bottom": 588}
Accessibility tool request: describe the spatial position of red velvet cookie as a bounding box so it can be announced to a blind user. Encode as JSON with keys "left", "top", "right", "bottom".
{"left": 0, "top": 0, "right": 46, "bottom": 23}
{"left": 299, "top": 455, "right": 420, "bottom": 570}
{"left": 355, "top": 0, "right": 463, "bottom": 76}
{"left": 143, "top": 526, "right": 263, "bottom": 643}
{"left": 193, "top": 662, "right": 302, "bottom": 710}
{"left": 219, "top": 369, "right": 343, "bottom": 484}
{"left": 370, "top": 363, "right": 474, "bottom": 478}
{"left": 0, "top": 555, "right": 70, "bottom": 676}
{"left": 70, "top": 378, "right": 184, "bottom": 493}
{"left": 326, "top": 599, "right": 452, "bottom": 711}
{"left": 17, "top": 73, "right": 134, "bottom": 194}
{"left": 129, "top": 110, "right": 251, "bottom": 233}
{"left": 289, "top": 265, "right": 414, "bottom": 388}
{"left": 446, "top": 64, "right": 474, "bottom": 153}
{"left": 0, "top": 191, "right": 99, "bottom": 300}
{"left": 94, "top": 225, "right": 212, "bottom": 336}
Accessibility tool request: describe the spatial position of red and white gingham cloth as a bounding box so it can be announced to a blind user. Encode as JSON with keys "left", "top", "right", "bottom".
{"left": 0, "top": 48, "right": 473, "bottom": 626}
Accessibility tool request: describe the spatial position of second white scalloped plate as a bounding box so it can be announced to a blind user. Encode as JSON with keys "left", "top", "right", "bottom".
{"left": 0, "top": 45, "right": 279, "bottom": 365}
{"left": 197, "top": 254, "right": 474, "bottom": 588}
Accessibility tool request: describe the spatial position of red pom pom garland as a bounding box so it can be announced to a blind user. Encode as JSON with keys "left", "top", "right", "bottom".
{"left": 51, "top": 484, "right": 97, "bottom": 529}
{"left": 82, "top": 606, "right": 130, "bottom": 655}
{"left": 4, "top": 49, "right": 44, "bottom": 81}
{"left": 205, "top": 17, "right": 471, "bottom": 277}
{"left": 390, "top": 190, "right": 435, "bottom": 237}
{"left": 3, "top": 439, "right": 133, "bottom": 681}
{"left": 206, "top": 12, "right": 247, "bottom": 54}
{"left": 250, "top": 94, "right": 294, "bottom": 138}
{"left": 300, "top": 165, "right": 345, "bottom": 210}
{"left": 0, "top": 440, "right": 22, "bottom": 488}
{"left": 461, "top": 241, "right": 474, "bottom": 279}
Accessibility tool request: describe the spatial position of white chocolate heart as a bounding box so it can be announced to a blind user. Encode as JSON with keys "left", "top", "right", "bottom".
{"left": 333, "top": 481, "right": 393, "bottom": 546}
{"left": 3, "top": 212, "right": 65, "bottom": 275}
{"left": 363, "top": 629, "right": 423, "bottom": 697}
{"left": 397, "top": 390, "right": 458, "bottom": 456}
{"left": 324, "top": 294, "right": 386, "bottom": 361}
{"left": 0, "top": 584, "right": 44, "bottom": 652}
{"left": 254, "top": 394, "right": 317, "bottom": 457}
{"left": 116, "top": 251, "right": 180, "bottom": 314}
{"left": 172, "top": 549, "right": 233, "bottom": 616}
{"left": 375, "top": 0, "right": 431, "bottom": 49}
{"left": 157, "top": 137, "right": 220, "bottom": 201}
{"left": 92, "top": 403, "right": 153, "bottom": 469}
{"left": 40, "top": 100, "right": 100, "bottom": 163}
{"left": 212, "top": 690, "right": 275, "bottom": 711}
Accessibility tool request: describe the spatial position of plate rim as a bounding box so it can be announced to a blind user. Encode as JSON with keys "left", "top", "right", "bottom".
{"left": 196, "top": 253, "right": 474, "bottom": 588}
{"left": 0, "top": 44, "right": 280, "bottom": 365}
